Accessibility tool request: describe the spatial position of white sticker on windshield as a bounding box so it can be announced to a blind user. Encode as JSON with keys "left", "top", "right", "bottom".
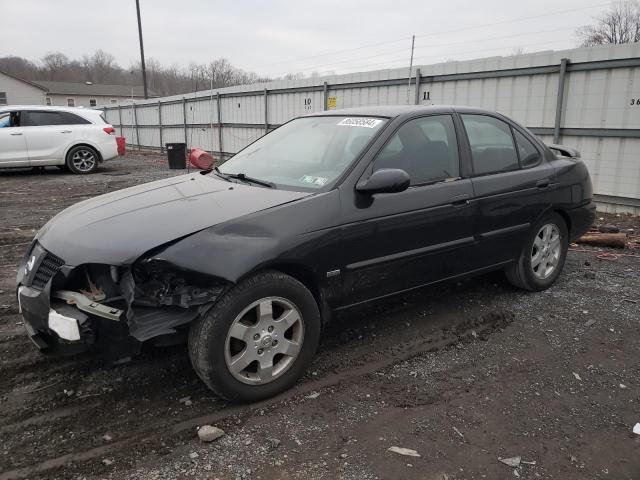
{"left": 337, "top": 117, "right": 383, "bottom": 128}
{"left": 300, "top": 175, "right": 328, "bottom": 186}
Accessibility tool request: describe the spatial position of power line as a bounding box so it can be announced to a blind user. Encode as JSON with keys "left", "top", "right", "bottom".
{"left": 260, "top": 25, "right": 587, "bottom": 77}
{"left": 251, "top": 1, "right": 612, "bottom": 71}
{"left": 333, "top": 37, "right": 576, "bottom": 73}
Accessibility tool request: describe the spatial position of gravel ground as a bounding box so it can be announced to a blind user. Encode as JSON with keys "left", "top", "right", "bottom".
{"left": 0, "top": 153, "right": 639, "bottom": 480}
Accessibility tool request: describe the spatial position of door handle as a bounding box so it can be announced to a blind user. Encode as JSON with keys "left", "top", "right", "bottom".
{"left": 60, "top": 130, "right": 72, "bottom": 133}
{"left": 9, "top": 132, "right": 23, "bottom": 136}
{"left": 450, "top": 193, "right": 471, "bottom": 207}
{"left": 536, "top": 179, "right": 550, "bottom": 190}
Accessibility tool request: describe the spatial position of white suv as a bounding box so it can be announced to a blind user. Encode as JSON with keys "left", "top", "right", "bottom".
{"left": 0, "top": 105, "right": 118, "bottom": 174}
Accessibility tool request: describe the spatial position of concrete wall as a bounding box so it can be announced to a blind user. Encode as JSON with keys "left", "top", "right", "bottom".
{"left": 0, "top": 72, "right": 45, "bottom": 105}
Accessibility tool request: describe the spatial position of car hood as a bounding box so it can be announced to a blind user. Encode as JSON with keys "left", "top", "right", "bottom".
{"left": 36, "top": 173, "right": 310, "bottom": 266}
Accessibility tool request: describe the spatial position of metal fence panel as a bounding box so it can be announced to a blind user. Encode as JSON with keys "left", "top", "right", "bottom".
{"left": 101, "top": 43, "right": 640, "bottom": 204}
{"left": 135, "top": 104, "right": 159, "bottom": 125}
{"left": 187, "top": 126, "right": 221, "bottom": 152}
{"left": 161, "top": 102, "right": 184, "bottom": 125}
{"left": 267, "top": 91, "right": 324, "bottom": 124}
{"left": 222, "top": 127, "right": 263, "bottom": 153}
{"left": 162, "top": 127, "right": 184, "bottom": 144}
{"left": 221, "top": 95, "right": 263, "bottom": 124}
{"left": 137, "top": 127, "right": 159, "bottom": 147}
{"left": 186, "top": 97, "right": 217, "bottom": 125}
{"left": 564, "top": 67, "right": 640, "bottom": 129}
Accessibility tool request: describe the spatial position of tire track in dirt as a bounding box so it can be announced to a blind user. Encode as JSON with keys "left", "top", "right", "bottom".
{"left": 0, "top": 311, "right": 513, "bottom": 480}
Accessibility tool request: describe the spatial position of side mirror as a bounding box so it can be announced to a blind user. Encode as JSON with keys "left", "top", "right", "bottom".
{"left": 356, "top": 168, "right": 410, "bottom": 194}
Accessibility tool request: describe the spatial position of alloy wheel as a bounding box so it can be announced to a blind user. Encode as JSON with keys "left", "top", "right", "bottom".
{"left": 531, "top": 223, "right": 561, "bottom": 280}
{"left": 224, "top": 296, "right": 304, "bottom": 385}
{"left": 71, "top": 149, "right": 96, "bottom": 172}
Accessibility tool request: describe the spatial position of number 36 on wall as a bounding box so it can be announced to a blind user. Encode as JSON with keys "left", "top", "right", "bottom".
{"left": 630, "top": 98, "right": 640, "bottom": 105}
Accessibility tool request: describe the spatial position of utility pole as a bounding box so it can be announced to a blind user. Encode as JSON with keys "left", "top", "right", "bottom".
{"left": 135, "top": 0, "right": 149, "bottom": 99}
{"left": 407, "top": 35, "right": 415, "bottom": 104}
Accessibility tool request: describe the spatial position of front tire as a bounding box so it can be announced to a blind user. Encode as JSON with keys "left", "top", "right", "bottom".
{"left": 505, "top": 213, "right": 569, "bottom": 291}
{"left": 66, "top": 145, "right": 99, "bottom": 174}
{"left": 188, "top": 270, "right": 321, "bottom": 402}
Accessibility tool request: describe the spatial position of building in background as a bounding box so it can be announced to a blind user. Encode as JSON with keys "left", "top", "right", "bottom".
{"left": 0, "top": 70, "right": 156, "bottom": 108}
{"left": 34, "top": 81, "right": 157, "bottom": 107}
{"left": 0, "top": 70, "right": 47, "bottom": 105}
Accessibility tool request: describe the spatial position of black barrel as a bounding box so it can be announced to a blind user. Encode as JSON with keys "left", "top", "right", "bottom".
{"left": 166, "top": 143, "right": 186, "bottom": 169}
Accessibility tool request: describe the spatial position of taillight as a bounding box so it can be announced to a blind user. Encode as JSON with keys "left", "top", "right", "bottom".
{"left": 103, "top": 127, "right": 115, "bottom": 135}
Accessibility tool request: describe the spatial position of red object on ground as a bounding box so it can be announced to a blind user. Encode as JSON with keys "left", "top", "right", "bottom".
{"left": 116, "top": 137, "right": 126, "bottom": 156}
{"left": 189, "top": 148, "right": 215, "bottom": 169}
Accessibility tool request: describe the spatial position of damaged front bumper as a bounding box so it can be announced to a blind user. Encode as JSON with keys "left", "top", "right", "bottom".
{"left": 41, "top": 289, "right": 123, "bottom": 342}
{"left": 17, "top": 284, "right": 86, "bottom": 351}
{"left": 17, "top": 241, "right": 228, "bottom": 356}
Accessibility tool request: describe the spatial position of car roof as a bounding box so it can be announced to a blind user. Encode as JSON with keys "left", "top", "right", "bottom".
{"left": 303, "top": 104, "right": 499, "bottom": 118}
{"left": 0, "top": 105, "right": 103, "bottom": 116}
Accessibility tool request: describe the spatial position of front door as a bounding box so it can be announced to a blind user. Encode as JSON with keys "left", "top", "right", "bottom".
{"left": 0, "top": 110, "right": 29, "bottom": 167}
{"left": 338, "top": 114, "right": 476, "bottom": 307}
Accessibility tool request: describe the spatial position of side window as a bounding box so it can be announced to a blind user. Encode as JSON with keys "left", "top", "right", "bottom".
{"left": 0, "top": 92, "right": 7, "bottom": 105}
{"left": 24, "top": 111, "right": 62, "bottom": 126}
{"left": 0, "top": 111, "right": 11, "bottom": 127}
{"left": 89, "top": 99, "right": 97, "bottom": 107}
{"left": 461, "top": 114, "right": 519, "bottom": 175}
{"left": 514, "top": 130, "right": 540, "bottom": 167}
{"left": 45, "top": 97, "right": 52, "bottom": 106}
{"left": 373, "top": 115, "right": 459, "bottom": 186}
{"left": 67, "top": 98, "right": 75, "bottom": 107}
{"left": 1, "top": 111, "right": 22, "bottom": 127}
{"left": 0, "top": 111, "right": 22, "bottom": 127}
{"left": 58, "top": 112, "right": 90, "bottom": 125}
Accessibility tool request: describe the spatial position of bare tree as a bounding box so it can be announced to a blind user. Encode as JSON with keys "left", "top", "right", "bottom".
{"left": 577, "top": 0, "right": 640, "bottom": 46}
{"left": 80, "top": 50, "right": 117, "bottom": 83}
{"left": 0, "top": 56, "right": 39, "bottom": 79}
{"left": 282, "top": 72, "right": 304, "bottom": 80}
{"left": 2, "top": 50, "right": 269, "bottom": 96}
{"left": 41, "top": 52, "right": 69, "bottom": 80}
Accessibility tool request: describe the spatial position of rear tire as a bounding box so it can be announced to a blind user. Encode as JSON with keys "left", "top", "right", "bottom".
{"left": 66, "top": 145, "right": 99, "bottom": 174}
{"left": 505, "top": 213, "right": 569, "bottom": 291}
{"left": 188, "top": 270, "right": 321, "bottom": 402}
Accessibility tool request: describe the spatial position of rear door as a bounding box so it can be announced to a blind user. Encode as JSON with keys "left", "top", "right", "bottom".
{"left": 338, "top": 114, "right": 476, "bottom": 307}
{"left": 0, "top": 110, "right": 29, "bottom": 167}
{"left": 460, "top": 113, "right": 555, "bottom": 268}
{"left": 23, "top": 110, "right": 91, "bottom": 165}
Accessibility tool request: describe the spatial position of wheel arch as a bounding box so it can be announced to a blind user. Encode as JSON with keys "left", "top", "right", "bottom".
{"left": 532, "top": 206, "right": 572, "bottom": 237}
{"left": 65, "top": 143, "right": 103, "bottom": 163}
{"left": 553, "top": 209, "right": 572, "bottom": 236}
{"left": 245, "top": 261, "right": 330, "bottom": 325}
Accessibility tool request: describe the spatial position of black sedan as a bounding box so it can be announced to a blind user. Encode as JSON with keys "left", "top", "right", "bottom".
{"left": 17, "top": 105, "right": 595, "bottom": 402}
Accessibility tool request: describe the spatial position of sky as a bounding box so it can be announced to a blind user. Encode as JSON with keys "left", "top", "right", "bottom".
{"left": 0, "top": 0, "right": 612, "bottom": 78}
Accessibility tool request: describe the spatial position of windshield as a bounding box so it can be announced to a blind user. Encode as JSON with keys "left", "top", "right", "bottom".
{"left": 218, "top": 116, "right": 388, "bottom": 190}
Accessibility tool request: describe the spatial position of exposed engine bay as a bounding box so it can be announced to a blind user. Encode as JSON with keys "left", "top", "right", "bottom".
{"left": 43, "top": 260, "right": 228, "bottom": 361}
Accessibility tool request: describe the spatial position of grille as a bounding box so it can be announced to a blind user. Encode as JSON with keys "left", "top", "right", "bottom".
{"left": 31, "top": 251, "right": 65, "bottom": 290}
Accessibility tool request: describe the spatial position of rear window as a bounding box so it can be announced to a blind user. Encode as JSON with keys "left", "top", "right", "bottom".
{"left": 514, "top": 130, "right": 541, "bottom": 167}
{"left": 24, "top": 111, "right": 91, "bottom": 127}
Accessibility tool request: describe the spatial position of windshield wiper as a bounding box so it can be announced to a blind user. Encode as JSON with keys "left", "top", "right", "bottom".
{"left": 225, "top": 172, "right": 275, "bottom": 188}
{"left": 212, "top": 166, "right": 232, "bottom": 182}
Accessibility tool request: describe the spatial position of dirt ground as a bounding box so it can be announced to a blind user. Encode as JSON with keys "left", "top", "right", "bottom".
{"left": 1, "top": 153, "right": 639, "bottom": 480}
